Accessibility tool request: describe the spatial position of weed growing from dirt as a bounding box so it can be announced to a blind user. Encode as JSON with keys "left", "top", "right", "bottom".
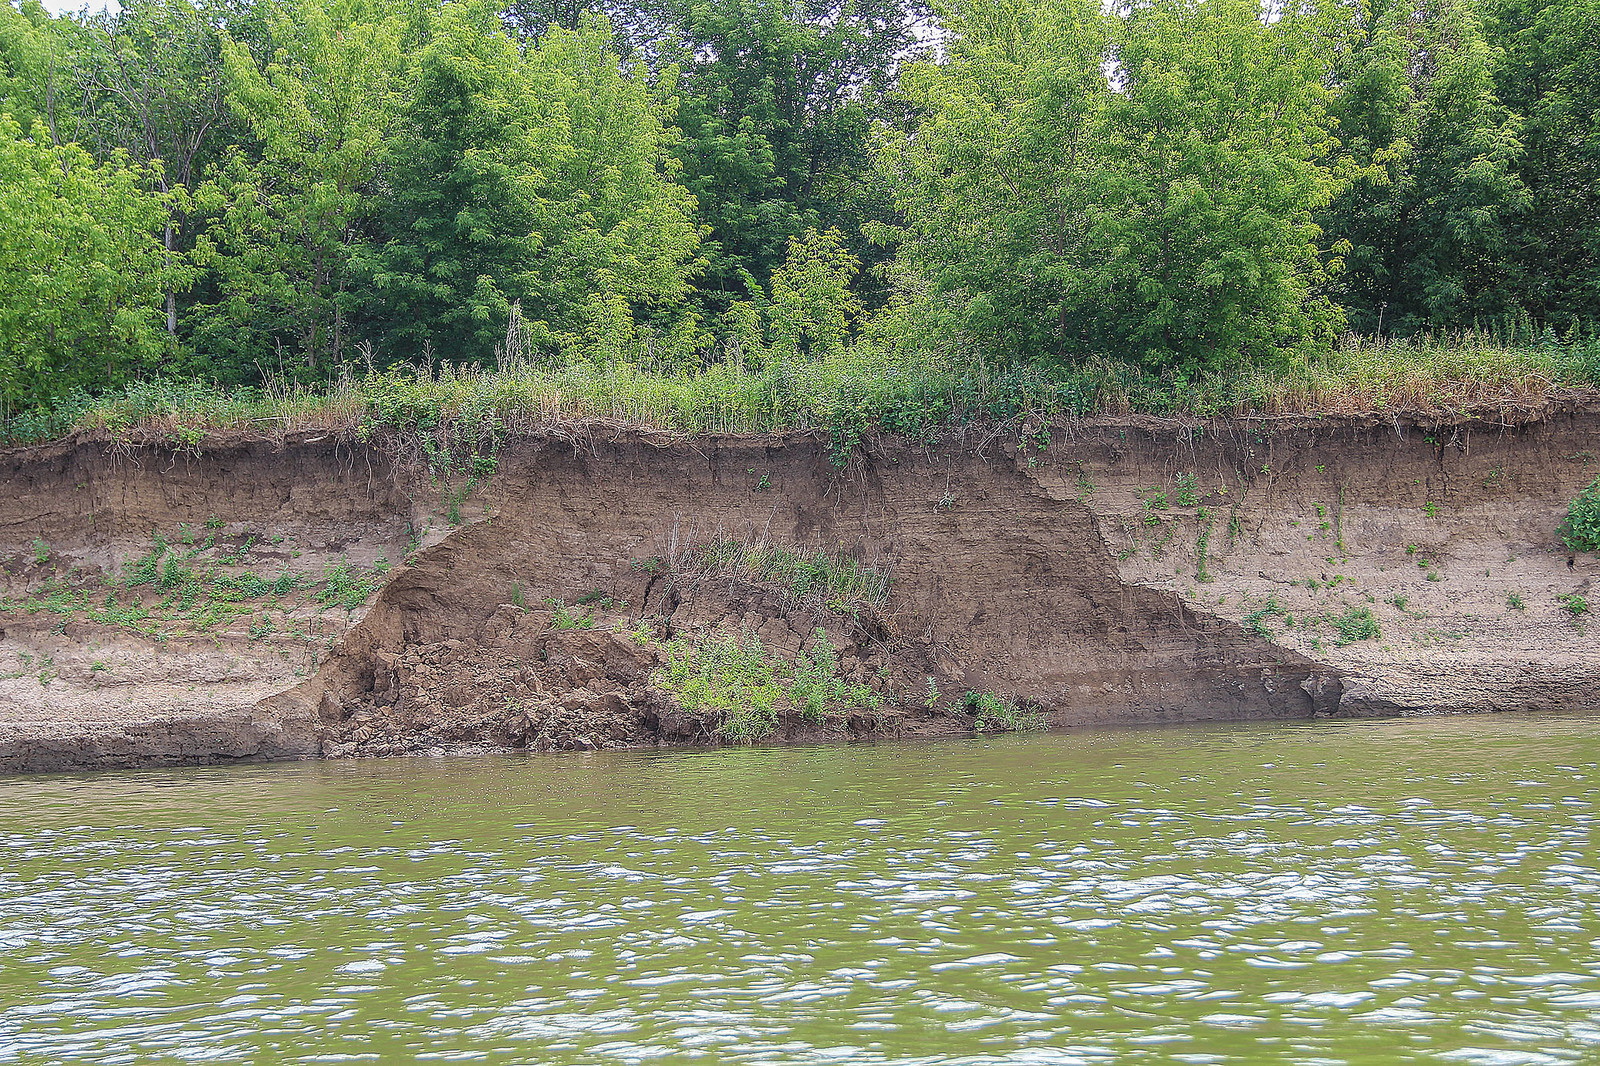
{"left": 1195, "top": 507, "right": 1215, "bottom": 582}
{"left": 1333, "top": 606, "right": 1381, "bottom": 645}
{"left": 679, "top": 541, "right": 892, "bottom": 618}
{"left": 656, "top": 627, "right": 882, "bottom": 742}
{"left": 546, "top": 600, "right": 596, "bottom": 629}
{"left": 1244, "top": 598, "right": 1286, "bottom": 637}
{"left": 1561, "top": 477, "right": 1600, "bottom": 552}
{"left": 317, "top": 561, "right": 380, "bottom": 610}
{"left": 0, "top": 527, "right": 388, "bottom": 652}
{"left": 962, "top": 691, "right": 1046, "bottom": 733}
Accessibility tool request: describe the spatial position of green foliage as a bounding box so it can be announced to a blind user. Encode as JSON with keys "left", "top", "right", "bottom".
{"left": 1559, "top": 592, "right": 1588, "bottom": 616}
{"left": 1560, "top": 477, "right": 1600, "bottom": 552}
{"left": 194, "top": 0, "right": 405, "bottom": 374}
{"left": 1326, "top": 0, "right": 1529, "bottom": 333}
{"left": 688, "top": 540, "right": 892, "bottom": 613}
{"left": 657, "top": 627, "right": 880, "bottom": 741}
{"left": 666, "top": 0, "right": 920, "bottom": 313}
{"left": 0, "top": 115, "right": 169, "bottom": 414}
{"left": 962, "top": 690, "right": 1046, "bottom": 733}
{"left": 4, "top": 524, "right": 384, "bottom": 645}
{"left": 1245, "top": 598, "right": 1285, "bottom": 637}
{"left": 1333, "top": 606, "right": 1381, "bottom": 645}
{"left": 362, "top": 10, "right": 701, "bottom": 365}
{"left": 1, "top": 0, "right": 1598, "bottom": 412}
{"left": 316, "top": 560, "right": 378, "bottom": 609}
{"left": 548, "top": 600, "right": 596, "bottom": 629}
{"left": 661, "top": 630, "right": 784, "bottom": 741}
{"left": 767, "top": 228, "right": 862, "bottom": 363}
{"left": 884, "top": 0, "right": 1350, "bottom": 372}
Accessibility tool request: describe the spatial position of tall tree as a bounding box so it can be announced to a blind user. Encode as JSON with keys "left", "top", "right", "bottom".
{"left": 1324, "top": 0, "right": 1529, "bottom": 333}
{"left": 666, "top": 0, "right": 925, "bottom": 315}
{"left": 883, "top": 0, "right": 1352, "bottom": 372}
{"left": 360, "top": 6, "right": 701, "bottom": 364}
{"left": 70, "top": 0, "right": 252, "bottom": 340}
{"left": 190, "top": 0, "right": 406, "bottom": 377}
{"left": 0, "top": 114, "right": 168, "bottom": 413}
{"left": 1486, "top": 0, "right": 1599, "bottom": 327}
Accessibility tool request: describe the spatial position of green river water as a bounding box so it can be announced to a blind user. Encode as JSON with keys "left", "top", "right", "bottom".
{"left": 3, "top": 714, "right": 1600, "bottom": 1064}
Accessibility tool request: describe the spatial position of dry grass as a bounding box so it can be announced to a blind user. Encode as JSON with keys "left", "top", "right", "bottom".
{"left": 5, "top": 330, "right": 1596, "bottom": 448}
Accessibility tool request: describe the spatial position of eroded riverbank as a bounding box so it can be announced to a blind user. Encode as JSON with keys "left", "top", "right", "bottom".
{"left": 2, "top": 406, "right": 1597, "bottom": 772}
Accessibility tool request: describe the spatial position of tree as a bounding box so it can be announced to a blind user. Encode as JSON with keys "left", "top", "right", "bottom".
{"left": 191, "top": 0, "right": 406, "bottom": 377}
{"left": 666, "top": 0, "right": 924, "bottom": 315}
{"left": 360, "top": 7, "right": 701, "bottom": 364}
{"left": 768, "top": 227, "right": 861, "bottom": 361}
{"left": 1487, "top": 0, "right": 1599, "bottom": 327}
{"left": 1324, "top": 0, "right": 1529, "bottom": 333}
{"left": 0, "top": 115, "right": 168, "bottom": 413}
{"left": 69, "top": 0, "right": 252, "bottom": 340}
{"left": 883, "top": 0, "right": 1351, "bottom": 372}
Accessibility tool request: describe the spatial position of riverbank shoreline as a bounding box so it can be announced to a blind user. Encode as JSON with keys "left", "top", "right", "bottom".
{"left": 3, "top": 404, "right": 1597, "bottom": 773}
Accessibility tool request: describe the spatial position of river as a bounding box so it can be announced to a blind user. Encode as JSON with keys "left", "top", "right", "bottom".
{"left": 2, "top": 713, "right": 1599, "bottom": 1063}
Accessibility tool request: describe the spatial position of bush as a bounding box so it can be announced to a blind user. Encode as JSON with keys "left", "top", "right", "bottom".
{"left": 1334, "top": 606, "right": 1381, "bottom": 645}
{"left": 1561, "top": 477, "right": 1600, "bottom": 552}
{"left": 962, "top": 691, "right": 1046, "bottom": 733}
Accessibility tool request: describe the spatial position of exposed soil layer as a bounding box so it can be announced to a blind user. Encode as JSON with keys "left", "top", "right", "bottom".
{"left": 2, "top": 406, "right": 1597, "bottom": 773}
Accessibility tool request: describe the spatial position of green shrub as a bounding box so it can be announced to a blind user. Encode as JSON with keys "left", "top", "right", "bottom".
{"left": 656, "top": 627, "right": 883, "bottom": 741}
{"left": 1334, "top": 606, "right": 1381, "bottom": 645}
{"left": 962, "top": 691, "right": 1046, "bottom": 733}
{"left": 661, "top": 631, "right": 783, "bottom": 742}
{"left": 548, "top": 601, "right": 595, "bottom": 629}
{"left": 124, "top": 539, "right": 167, "bottom": 587}
{"left": 1561, "top": 477, "right": 1600, "bottom": 552}
{"left": 317, "top": 561, "right": 378, "bottom": 609}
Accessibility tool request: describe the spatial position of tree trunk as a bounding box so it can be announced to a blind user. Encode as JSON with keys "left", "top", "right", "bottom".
{"left": 164, "top": 220, "right": 177, "bottom": 336}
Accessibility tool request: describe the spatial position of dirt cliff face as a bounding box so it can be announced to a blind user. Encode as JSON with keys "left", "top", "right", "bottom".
{"left": 1, "top": 407, "right": 1596, "bottom": 773}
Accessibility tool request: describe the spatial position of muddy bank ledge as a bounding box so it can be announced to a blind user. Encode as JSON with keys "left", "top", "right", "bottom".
{"left": 2, "top": 408, "right": 1597, "bottom": 773}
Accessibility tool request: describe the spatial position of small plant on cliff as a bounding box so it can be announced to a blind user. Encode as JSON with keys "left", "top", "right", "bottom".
{"left": 31, "top": 539, "right": 49, "bottom": 566}
{"left": 124, "top": 538, "right": 167, "bottom": 587}
{"left": 547, "top": 600, "right": 595, "bottom": 630}
{"left": 1507, "top": 591, "right": 1526, "bottom": 610}
{"left": 1333, "top": 606, "right": 1381, "bottom": 645}
{"left": 962, "top": 691, "right": 1045, "bottom": 734}
{"left": 158, "top": 555, "right": 197, "bottom": 592}
{"left": 1195, "top": 507, "right": 1215, "bottom": 582}
{"left": 662, "top": 631, "right": 783, "bottom": 742}
{"left": 318, "top": 562, "right": 379, "bottom": 610}
{"left": 1244, "top": 598, "right": 1285, "bottom": 637}
{"left": 1559, "top": 592, "right": 1589, "bottom": 616}
{"left": 1560, "top": 477, "right": 1600, "bottom": 552}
